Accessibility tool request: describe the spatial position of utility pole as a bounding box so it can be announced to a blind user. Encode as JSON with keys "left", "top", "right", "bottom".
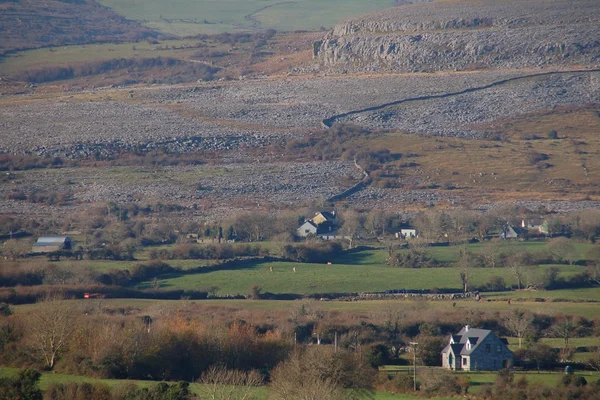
{"left": 334, "top": 331, "right": 338, "bottom": 352}
{"left": 410, "top": 341, "right": 419, "bottom": 391}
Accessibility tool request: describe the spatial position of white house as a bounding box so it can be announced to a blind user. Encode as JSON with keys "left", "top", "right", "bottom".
{"left": 441, "top": 325, "right": 513, "bottom": 371}
{"left": 297, "top": 220, "right": 318, "bottom": 237}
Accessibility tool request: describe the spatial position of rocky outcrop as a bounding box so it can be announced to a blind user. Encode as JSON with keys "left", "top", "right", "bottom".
{"left": 316, "top": 0, "right": 600, "bottom": 73}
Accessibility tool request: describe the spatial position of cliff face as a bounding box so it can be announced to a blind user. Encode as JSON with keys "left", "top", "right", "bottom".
{"left": 315, "top": 0, "right": 600, "bottom": 73}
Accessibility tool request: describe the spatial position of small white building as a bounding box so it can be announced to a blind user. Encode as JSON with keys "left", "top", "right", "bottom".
{"left": 395, "top": 229, "right": 417, "bottom": 239}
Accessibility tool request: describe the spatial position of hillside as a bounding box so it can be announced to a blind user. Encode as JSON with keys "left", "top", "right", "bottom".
{"left": 315, "top": 0, "right": 600, "bottom": 73}
{"left": 0, "top": 0, "right": 160, "bottom": 55}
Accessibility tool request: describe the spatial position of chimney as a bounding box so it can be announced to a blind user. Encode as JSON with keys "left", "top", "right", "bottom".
{"left": 465, "top": 325, "right": 470, "bottom": 332}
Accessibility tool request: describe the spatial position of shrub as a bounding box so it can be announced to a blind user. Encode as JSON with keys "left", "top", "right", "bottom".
{"left": 374, "top": 374, "right": 414, "bottom": 394}
{"left": 366, "top": 344, "right": 390, "bottom": 368}
{"left": 387, "top": 249, "right": 440, "bottom": 268}
{"left": 483, "top": 276, "right": 507, "bottom": 291}
{"left": 282, "top": 242, "right": 343, "bottom": 263}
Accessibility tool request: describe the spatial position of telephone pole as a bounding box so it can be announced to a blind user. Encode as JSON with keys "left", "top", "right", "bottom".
{"left": 410, "top": 341, "right": 419, "bottom": 391}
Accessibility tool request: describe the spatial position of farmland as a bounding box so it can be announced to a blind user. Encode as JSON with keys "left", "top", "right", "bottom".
{"left": 2, "top": 1, "right": 600, "bottom": 399}
{"left": 97, "top": 0, "right": 399, "bottom": 35}
{"left": 141, "top": 259, "right": 586, "bottom": 296}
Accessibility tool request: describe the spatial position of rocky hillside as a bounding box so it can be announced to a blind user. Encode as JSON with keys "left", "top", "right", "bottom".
{"left": 315, "top": 0, "right": 600, "bottom": 73}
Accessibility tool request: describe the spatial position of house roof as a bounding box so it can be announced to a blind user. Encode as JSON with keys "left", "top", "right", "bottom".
{"left": 33, "top": 236, "right": 71, "bottom": 246}
{"left": 443, "top": 326, "right": 494, "bottom": 356}
{"left": 317, "top": 211, "right": 336, "bottom": 221}
{"left": 443, "top": 343, "right": 464, "bottom": 356}
{"left": 299, "top": 220, "right": 318, "bottom": 229}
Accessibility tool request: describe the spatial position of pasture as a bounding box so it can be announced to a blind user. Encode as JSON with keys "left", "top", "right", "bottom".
{"left": 382, "top": 367, "right": 599, "bottom": 393}
{"left": 143, "top": 259, "right": 585, "bottom": 296}
{"left": 13, "top": 297, "right": 600, "bottom": 320}
{"left": 0, "top": 367, "right": 449, "bottom": 400}
{"left": 4, "top": 366, "right": 594, "bottom": 398}
{"left": 97, "top": 0, "right": 397, "bottom": 35}
{"left": 0, "top": 40, "right": 201, "bottom": 76}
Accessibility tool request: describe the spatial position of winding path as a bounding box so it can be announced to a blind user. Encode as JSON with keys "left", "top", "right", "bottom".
{"left": 321, "top": 68, "right": 600, "bottom": 128}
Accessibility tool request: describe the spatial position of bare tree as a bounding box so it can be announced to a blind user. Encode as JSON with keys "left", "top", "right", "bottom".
{"left": 25, "top": 293, "right": 81, "bottom": 369}
{"left": 588, "top": 347, "right": 600, "bottom": 373}
{"left": 199, "top": 365, "right": 262, "bottom": 400}
{"left": 506, "top": 253, "right": 526, "bottom": 290}
{"left": 339, "top": 211, "right": 364, "bottom": 249}
{"left": 412, "top": 211, "right": 441, "bottom": 244}
{"left": 586, "top": 263, "right": 600, "bottom": 286}
{"left": 502, "top": 309, "right": 534, "bottom": 349}
{"left": 480, "top": 239, "right": 504, "bottom": 268}
{"left": 269, "top": 347, "right": 373, "bottom": 400}
{"left": 456, "top": 248, "right": 481, "bottom": 293}
{"left": 1, "top": 239, "right": 31, "bottom": 260}
{"left": 547, "top": 237, "right": 578, "bottom": 265}
{"left": 551, "top": 316, "right": 576, "bottom": 348}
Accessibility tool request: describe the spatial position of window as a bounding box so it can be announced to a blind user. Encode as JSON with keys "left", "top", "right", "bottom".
{"left": 462, "top": 357, "right": 468, "bottom": 367}
{"left": 486, "top": 344, "right": 491, "bottom": 353}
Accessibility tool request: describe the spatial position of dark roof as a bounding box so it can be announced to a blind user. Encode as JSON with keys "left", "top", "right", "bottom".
{"left": 443, "top": 326, "right": 493, "bottom": 356}
{"left": 450, "top": 344, "right": 463, "bottom": 355}
{"left": 319, "top": 211, "right": 336, "bottom": 221}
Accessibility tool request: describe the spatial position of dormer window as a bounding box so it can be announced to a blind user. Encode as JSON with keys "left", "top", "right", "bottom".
{"left": 466, "top": 341, "right": 471, "bottom": 350}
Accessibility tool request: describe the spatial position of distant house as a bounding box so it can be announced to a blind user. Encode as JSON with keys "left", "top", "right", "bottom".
{"left": 521, "top": 217, "right": 549, "bottom": 234}
{"left": 297, "top": 211, "right": 336, "bottom": 238}
{"left": 441, "top": 325, "right": 513, "bottom": 371}
{"left": 396, "top": 229, "right": 417, "bottom": 239}
{"left": 521, "top": 217, "right": 543, "bottom": 231}
{"left": 499, "top": 225, "right": 518, "bottom": 239}
{"left": 31, "top": 236, "right": 73, "bottom": 253}
{"left": 297, "top": 220, "right": 318, "bottom": 237}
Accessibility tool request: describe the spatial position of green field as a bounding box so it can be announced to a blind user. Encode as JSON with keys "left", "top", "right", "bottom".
{"left": 382, "top": 367, "right": 598, "bottom": 394}
{"left": 142, "top": 255, "right": 586, "bottom": 296}
{"left": 485, "top": 288, "right": 600, "bottom": 302}
{"left": 0, "top": 367, "right": 448, "bottom": 400}
{"left": 0, "top": 40, "right": 201, "bottom": 76}
{"left": 97, "top": 0, "right": 398, "bottom": 35}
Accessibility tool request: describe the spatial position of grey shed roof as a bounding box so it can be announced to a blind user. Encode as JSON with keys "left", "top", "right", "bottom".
{"left": 34, "top": 236, "right": 71, "bottom": 246}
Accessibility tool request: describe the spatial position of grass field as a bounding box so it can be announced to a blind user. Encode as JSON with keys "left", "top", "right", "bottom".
{"left": 135, "top": 244, "right": 592, "bottom": 295}
{"left": 382, "top": 367, "right": 599, "bottom": 394}
{"left": 13, "top": 297, "right": 600, "bottom": 319}
{"left": 97, "top": 0, "right": 397, "bottom": 35}
{"left": 0, "top": 367, "right": 450, "bottom": 400}
{"left": 485, "top": 288, "right": 600, "bottom": 302}
{"left": 143, "top": 259, "right": 586, "bottom": 295}
{"left": 0, "top": 40, "right": 203, "bottom": 76}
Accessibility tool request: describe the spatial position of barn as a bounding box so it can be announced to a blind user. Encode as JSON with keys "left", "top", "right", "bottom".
{"left": 31, "top": 236, "right": 73, "bottom": 253}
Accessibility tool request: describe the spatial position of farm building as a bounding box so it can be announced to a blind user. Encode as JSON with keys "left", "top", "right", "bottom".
{"left": 395, "top": 229, "right": 417, "bottom": 239}
{"left": 441, "top": 325, "right": 513, "bottom": 371}
{"left": 31, "top": 236, "right": 73, "bottom": 253}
